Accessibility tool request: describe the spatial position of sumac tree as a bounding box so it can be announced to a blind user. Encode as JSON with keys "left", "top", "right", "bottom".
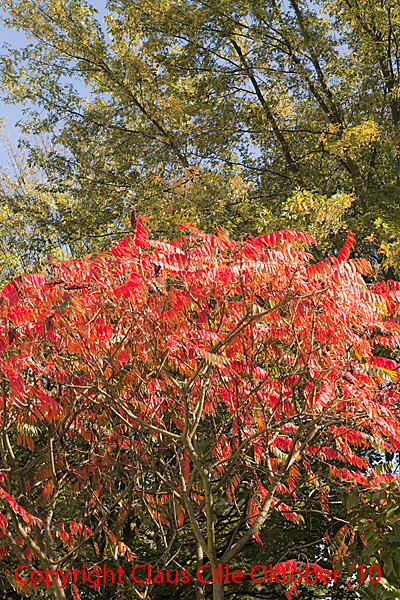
{"left": 0, "top": 218, "right": 399, "bottom": 600}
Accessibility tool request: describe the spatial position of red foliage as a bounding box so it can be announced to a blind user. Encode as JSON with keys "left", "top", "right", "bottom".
{"left": 0, "top": 222, "right": 400, "bottom": 597}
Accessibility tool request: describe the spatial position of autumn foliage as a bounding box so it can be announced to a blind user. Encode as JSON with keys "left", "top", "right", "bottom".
{"left": 0, "top": 218, "right": 400, "bottom": 599}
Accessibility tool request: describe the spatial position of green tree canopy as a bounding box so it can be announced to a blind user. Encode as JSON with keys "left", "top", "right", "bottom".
{"left": 0, "top": 0, "right": 400, "bottom": 270}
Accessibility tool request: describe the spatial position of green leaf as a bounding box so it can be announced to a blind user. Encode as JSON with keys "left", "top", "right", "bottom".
{"left": 57, "top": 295, "right": 71, "bottom": 315}
{"left": 384, "top": 557, "right": 393, "bottom": 577}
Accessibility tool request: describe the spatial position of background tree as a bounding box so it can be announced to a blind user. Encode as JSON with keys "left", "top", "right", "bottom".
{"left": 1, "top": 0, "right": 400, "bottom": 269}
{"left": 0, "top": 126, "right": 76, "bottom": 285}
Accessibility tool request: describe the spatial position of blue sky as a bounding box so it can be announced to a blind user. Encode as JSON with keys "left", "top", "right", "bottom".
{"left": 0, "top": 2, "right": 109, "bottom": 169}
{"left": 0, "top": 15, "right": 30, "bottom": 167}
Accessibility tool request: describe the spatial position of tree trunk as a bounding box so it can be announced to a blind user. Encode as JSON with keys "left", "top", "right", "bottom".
{"left": 212, "top": 567, "right": 224, "bottom": 600}
{"left": 195, "top": 540, "right": 205, "bottom": 600}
